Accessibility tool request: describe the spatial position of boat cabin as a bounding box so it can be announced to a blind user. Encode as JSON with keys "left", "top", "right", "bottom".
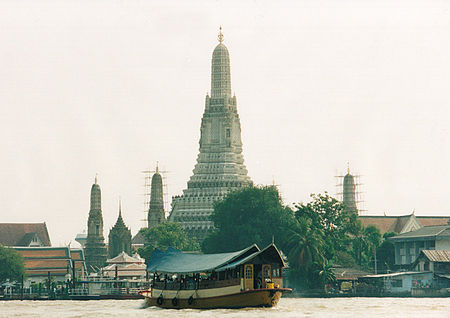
{"left": 147, "top": 244, "right": 285, "bottom": 293}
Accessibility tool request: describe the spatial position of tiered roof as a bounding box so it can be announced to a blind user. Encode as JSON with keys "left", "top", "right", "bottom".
{"left": 13, "top": 247, "right": 87, "bottom": 279}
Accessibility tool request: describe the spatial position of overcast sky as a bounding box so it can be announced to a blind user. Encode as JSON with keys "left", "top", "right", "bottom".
{"left": 1, "top": 0, "right": 449, "bottom": 247}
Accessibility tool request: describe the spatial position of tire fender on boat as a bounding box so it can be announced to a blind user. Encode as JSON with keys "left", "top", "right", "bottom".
{"left": 157, "top": 295, "right": 164, "bottom": 305}
{"left": 172, "top": 297, "right": 178, "bottom": 306}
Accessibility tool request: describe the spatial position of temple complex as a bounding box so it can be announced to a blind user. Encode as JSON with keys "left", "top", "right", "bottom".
{"left": 84, "top": 176, "right": 108, "bottom": 271}
{"left": 168, "top": 28, "right": 253, "bottom": 241}
{"left": 108, "top": 200, "right": 132, "bottom": 259}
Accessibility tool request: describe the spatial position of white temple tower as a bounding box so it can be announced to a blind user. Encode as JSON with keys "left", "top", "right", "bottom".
{"left": 169, "top": 28, "right": 253, "bottom": 241}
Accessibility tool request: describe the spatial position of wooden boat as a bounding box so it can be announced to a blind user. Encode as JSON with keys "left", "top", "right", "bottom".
{"left": 140, "top": 244, "right": 291, "bottom": 309}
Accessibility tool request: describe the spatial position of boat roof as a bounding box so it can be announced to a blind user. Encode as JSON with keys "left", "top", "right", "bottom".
{"left": 216, "top": 244, "right": 286, "bottom": 271}
{"left": 146, "top": 244, "right": 283, "bottom": 274}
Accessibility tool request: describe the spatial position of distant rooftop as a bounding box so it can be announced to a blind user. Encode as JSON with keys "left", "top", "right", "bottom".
{"left": 389, "top": 225, "right": 450, "bottom": 241}
{"left": 0, "top": 223, "right": 51, "bottom": 247}
{"left": 359, "top": 214, "right": 449, "bottom": 235}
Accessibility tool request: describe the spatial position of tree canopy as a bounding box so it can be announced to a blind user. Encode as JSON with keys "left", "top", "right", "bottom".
{"left": 0, "top": 245, "right": 25, "bottom": 283}
{"left": 294, "top": 193, "right": 359, "bottom": 261}
{"left": 138, "top": 222, "right": 200, "bottom": 262}
{"left": 202, "top": 186, "right": 294, "bottom": 253}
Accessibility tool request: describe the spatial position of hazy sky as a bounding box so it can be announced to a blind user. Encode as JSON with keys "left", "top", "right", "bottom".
{"left": 1, "top": 0, "right": 449, "bottom": 247}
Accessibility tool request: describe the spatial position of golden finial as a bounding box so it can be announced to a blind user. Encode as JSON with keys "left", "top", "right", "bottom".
{"left": 95, "top": 173, "right": 98, "bottom": 184}
{"left": 156, "top": 161, "right": 159, "bottom": 174}
{"left": 218, "top": 26, "right": 224, "bottom": 43}
{"left": 347, "top": 162, "right": 350, "bottom": 174}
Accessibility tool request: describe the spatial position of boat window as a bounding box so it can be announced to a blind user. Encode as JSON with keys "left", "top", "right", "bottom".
{"left": 245, "top": 266, "right": 253, "bottom": 279}
{"left": 263, "top": 266, "right": 271, "bottom": 279}
{"left": 272, "top": 268, "right": 280, "bottom": 278}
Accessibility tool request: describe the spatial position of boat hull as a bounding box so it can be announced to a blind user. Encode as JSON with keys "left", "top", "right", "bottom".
{"left": 143, "top": 288, "right": 289, "bottom": 309}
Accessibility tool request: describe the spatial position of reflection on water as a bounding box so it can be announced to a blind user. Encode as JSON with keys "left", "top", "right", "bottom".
{"left": 1, "top": 297, "right": 450, "bottom": 318}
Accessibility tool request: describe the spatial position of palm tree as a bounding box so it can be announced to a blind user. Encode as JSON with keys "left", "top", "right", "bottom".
{"left": 285, "top": 216, "right": 324, "bottom": 272}
{"left": 315, "top": 259, "right": 336, "bottom": 291}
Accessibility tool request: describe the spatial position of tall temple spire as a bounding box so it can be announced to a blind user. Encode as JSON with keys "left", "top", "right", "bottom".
{"left": 211, "top": 27, "right": 231, "bottom": 99}
{"left": 148, "top": 163, "right": 165, "bottom": 229}
{"left": 90, "top": 175, "right": 101, "bottom": 211}
{"left": 169, "top": 30, "right": 252, "bottom": 241}
{"left": 343, "top": 166, "right": 358, "bottom": 214}
{"left": 85, "top": 176, "right": 107, "bottom": 271}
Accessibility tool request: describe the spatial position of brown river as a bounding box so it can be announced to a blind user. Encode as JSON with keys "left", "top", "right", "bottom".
{"left": 1, "top": 298, "right": 449, "bottom": 317}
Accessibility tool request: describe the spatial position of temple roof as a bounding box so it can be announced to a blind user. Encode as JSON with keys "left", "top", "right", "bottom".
{"left": 13, "top": 246, "right": 87, "bottom": 277}
{"left": 102, "top": 263, "right": 146, "bottom": 278}
{"left": 0, "top": 223, "right": 51, "bottom": 246}
{"left": 359, "top": 214, "right": 450, "bottom": 235}
{"left": 106, "top": 251, "right": 144, "bottom": 264}
{"left": 111, "top": 200, "right": 130, "bottom": 231}
{"left": 131, "top": 231, "right": 145, "bottom": 245}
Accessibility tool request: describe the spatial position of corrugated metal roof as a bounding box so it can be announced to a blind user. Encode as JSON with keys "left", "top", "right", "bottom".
{"left": 332, "top": 267, "right": 371, "bottom": 281}
{"left": 362, "top": 271, "right": 430, "bottom": 278}
{"left": 422, "top": 250, "right": 450, "bottom": 262}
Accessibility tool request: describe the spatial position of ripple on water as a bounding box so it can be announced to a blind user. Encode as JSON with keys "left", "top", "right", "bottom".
{"left": 1, "top": 297, "right": 450, "bottom": 318}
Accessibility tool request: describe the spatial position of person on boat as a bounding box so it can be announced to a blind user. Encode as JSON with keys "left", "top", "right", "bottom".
{"left": 256, "top": 271, "right": 263, "bottom": 289}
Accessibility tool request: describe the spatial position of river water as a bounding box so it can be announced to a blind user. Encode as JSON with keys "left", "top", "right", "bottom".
{"left": 1, "top": 298, "right": 449, "bottom": 318}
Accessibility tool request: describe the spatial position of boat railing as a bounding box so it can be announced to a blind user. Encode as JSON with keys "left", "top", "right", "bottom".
{"left": 69, "top": 288, "right": 89, "bottom": 296}
{"left": 199, "top": 278, "right": 240, "bottom": 289}
{"left": 152, "top": 278, "right": 240, "bottom": 290}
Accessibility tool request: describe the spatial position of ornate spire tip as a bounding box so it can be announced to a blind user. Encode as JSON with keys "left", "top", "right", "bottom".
{"left": 218, "top": 26, "right": 224, "bottom": 44}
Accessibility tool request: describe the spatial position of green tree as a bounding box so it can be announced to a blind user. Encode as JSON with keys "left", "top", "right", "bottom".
{"left": 284, "top": 216, "right": 324, "bottom": 271}
{"left": 0, "top": 245, "right": 25, "bottom": 283}
{"left": 376, "top": 232, "right": 396, "bottom": 272}
{"left": 352, "top": 225, "right": 382, "bottom": 270}
{"left": 294, "top": 193, "right": 359, "bottom": 261}
{"left": 138, "top": 222, "right": 200, "bottom": 261}
{"left": 315, "top": 259, "right": 336, "bottom": 290}
{"left": 333, "top": 250, "right": 356, "bottom": 267}
{"left": 364, "top": 225, "right": 382, "bottom": 271}
{"left": 202, "top": 186, "right": 294, "bottom": 253}
{"left": 284, "top": 216, "right": 325, "bottom": 289}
